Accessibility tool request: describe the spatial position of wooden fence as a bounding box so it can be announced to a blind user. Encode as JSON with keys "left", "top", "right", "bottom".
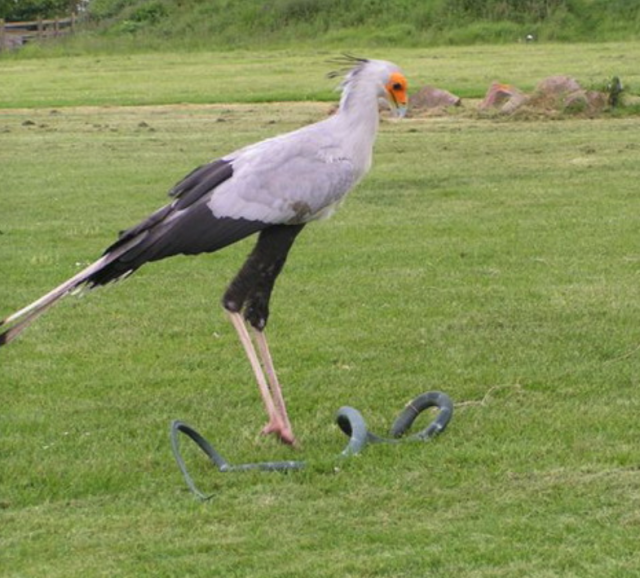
{"left": 0, "top": 15, "right": 77, "bottom": 51}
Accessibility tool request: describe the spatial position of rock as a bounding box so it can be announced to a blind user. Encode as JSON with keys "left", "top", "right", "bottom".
{"left": 530, "top": 76, "right": 607, "bottom": 115}
{"left": 409, "top": 85, "right": 461, "bottom": 110}
{"left": 535, "top": 75, "right": 582, "bottom": 98}
{"left": 563, "top": 90, "right": 607, "bottom": 114}
{"left": 479, "top": 82, "right": 527, "bottom": 113}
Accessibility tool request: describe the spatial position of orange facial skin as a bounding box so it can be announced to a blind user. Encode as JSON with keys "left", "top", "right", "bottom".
{"left": 386, "top": 71, "right": 409, "bottom": 109}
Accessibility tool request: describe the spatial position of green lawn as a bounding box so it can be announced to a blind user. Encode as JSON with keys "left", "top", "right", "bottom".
{"left": 1, "top": 42, "right": 640, "bottom": 107}
{"left": 1, "top": 46, "right": 640, "bottom": 577}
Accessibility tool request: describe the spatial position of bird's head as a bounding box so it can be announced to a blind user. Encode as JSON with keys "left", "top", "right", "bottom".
{"left": 363, "top": 58, "right": 409, "bottom": 118}
{"left": 331, "top": 57, "right": 409, "bottom": 118}
{"left": 383, "top": 69, "right": 409, "bottom": 118}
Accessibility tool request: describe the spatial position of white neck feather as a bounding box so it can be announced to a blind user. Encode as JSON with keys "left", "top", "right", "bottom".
{"left": 333, "top": 68, "right": 384, "bottom": 176}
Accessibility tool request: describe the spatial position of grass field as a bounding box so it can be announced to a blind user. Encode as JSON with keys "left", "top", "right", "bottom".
{"left": 2, "top": 42, "right": 640, "bottom": 107}
{"left": 2, "top": 46, "right": 640, "bottom": 577}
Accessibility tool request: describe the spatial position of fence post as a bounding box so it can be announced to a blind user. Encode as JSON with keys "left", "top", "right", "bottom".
{"left": 0, "top": 19, "right": 5, "bottom": 53}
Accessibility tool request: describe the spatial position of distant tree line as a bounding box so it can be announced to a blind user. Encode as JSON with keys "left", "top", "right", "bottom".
{"left": 0, "top": 0, "right": 83, "bottom": 21}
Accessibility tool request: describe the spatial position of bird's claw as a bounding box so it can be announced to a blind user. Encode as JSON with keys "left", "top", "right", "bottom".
{"left": 261, "top": 420, "right": 297, "bottom": 447}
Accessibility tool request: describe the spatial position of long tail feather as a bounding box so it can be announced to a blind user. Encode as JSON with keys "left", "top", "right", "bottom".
{"left": 0, "top": 306, "right": 49, "bottom": 346}
{"left": 0, "top": 237, "right": 143, "bottom": 348}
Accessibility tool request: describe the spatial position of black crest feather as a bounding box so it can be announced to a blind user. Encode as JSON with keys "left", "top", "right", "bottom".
{"left": 327, "top": 54, "right": 369, "bottom": 79}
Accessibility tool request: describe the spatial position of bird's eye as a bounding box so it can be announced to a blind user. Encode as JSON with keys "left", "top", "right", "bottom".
{"left": 392, "top": 82, "right": 403, "bottom": 91}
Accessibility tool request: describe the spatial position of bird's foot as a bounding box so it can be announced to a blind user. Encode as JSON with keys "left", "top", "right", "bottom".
{"left": 261, "top": 420, "right": 297, "bottom": 447}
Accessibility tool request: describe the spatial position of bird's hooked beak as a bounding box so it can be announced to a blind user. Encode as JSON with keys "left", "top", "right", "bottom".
{"left": 385, "top": 71, "right": 409, "bottom": 118}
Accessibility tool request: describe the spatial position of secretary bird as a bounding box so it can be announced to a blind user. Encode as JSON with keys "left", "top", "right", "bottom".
{"left": 0, "top": 57, "right": 408, "bottom": 445}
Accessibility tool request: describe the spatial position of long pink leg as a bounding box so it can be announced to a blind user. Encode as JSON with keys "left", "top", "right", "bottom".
{"left": 251, "top": 327, "right": 295, "bottom": 445}
{"left": 226, "top": 311, "right": 294, "bottom": 444}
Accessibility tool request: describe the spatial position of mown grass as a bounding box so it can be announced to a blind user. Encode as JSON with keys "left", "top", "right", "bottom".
{"left": 2, "top": 48, "right": 640, "bottom": 577}
{"left": 2, "top": 43, "right": 640, "bottom": 108}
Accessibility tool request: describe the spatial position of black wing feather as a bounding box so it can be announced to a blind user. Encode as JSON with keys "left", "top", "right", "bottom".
{"left": 87, "top": 159, "right": 267, "bottom": 287}
{"left": 169, "top": 159, "right": 233, "bottom": 210}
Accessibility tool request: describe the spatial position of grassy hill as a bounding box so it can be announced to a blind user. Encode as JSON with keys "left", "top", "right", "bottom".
{"left": 22, "top": 0, "right": 640, "bottom": 53}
